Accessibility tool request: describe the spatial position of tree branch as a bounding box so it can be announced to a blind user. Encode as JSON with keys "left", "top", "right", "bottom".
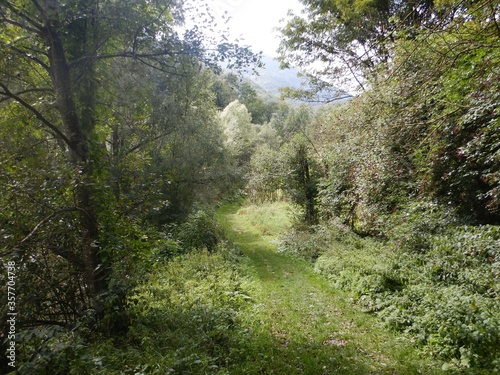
{"left": 0, "top": 16, "right": 40, "bottom": 34}
{"left": 2, "top": 1, "right": 44, "bottom": 31}
{"left": 0, "top": 82, "right": 72, "bottom": 149}
{"left": 67, "top": 48, "right": 194, "bottom": 67}
{"left": 10, "top": 44, "right": 50, "bottom": 73}
{"left": 126, "top": 129, "right": 177, "bottom": 155}
{"left": 0, "top": 87, "right": 52, "bottom": 104}
{"left": 20, "top": 212, "right": 56, "bottom": 243}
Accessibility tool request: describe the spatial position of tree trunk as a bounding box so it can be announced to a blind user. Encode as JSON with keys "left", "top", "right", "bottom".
{"left": 39, "top": 0, "right": 107, "bottom": 318}
{"left": 303, "top": 156, "right": 316, "bottom": 225}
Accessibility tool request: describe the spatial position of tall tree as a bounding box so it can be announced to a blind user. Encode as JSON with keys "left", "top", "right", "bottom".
{"left": 0, "top": 0, "right": 257, "bottom": 324}
{"left": 282, "top": 135, "right": 320, "bottom": 225}
{"left": 220, "top": 100, "right": 258, "bottom": 167}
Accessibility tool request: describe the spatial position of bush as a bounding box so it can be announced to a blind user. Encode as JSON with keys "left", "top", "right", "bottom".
{"left": 175, "top": 210, "right": 224, "bottom": 252}
{"left": 313, "top": 233, "right": 401, "bottom": 307}
{"left": 379, "top": 224, "right": 500, "bottom": 370}
{"left": 379, "top": 285, "right": 500, "bottom": 370}
{"left": 278, "top": 218, "right": 353, "bottom": 261}
{"left": 386, "top": 200, "right": 463, "bottom": 253}
{"left": 425, "top": 225, "right": 500, "bottom": 296}
{"left": 15, "top": 325, "right": 102, "bottom": 375}
{"left": 284, "top": 214, "right": 500, "bottom": 371}
{"left": 112, "top": 245, "right": 250, "bottom": 373}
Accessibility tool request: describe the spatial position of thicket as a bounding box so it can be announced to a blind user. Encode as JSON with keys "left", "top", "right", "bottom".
{"left": 0, "top": 0, "right": 260, "bottom": 372}
{"left": 266, "top": 0, "right": 500, "bottom": 371}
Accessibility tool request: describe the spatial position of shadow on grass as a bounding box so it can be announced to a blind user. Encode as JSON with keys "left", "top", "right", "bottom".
{"left": 228, "top": 325, "right": 382, "bottom": 375}
{"left": 214, "top": 202, "right": 434, "bottom": 375}
{"left": 123, "top": 303, "right": 384, "bottom": 375}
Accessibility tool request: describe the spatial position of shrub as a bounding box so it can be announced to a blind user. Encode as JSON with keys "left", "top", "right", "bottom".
{"left": 379, "top": 285, "right": 500, "bottom": 370}
{"left": 117, "top": 246, "right": 250, "bottom": 373}
{"left": 15, "top": 325, "right": 102, "bottom": 375}
{"left": 386, "top": 200, "right": 463, "bottom": 253}
{"left": 378, "top": 224, "right": 500, "bottom": 370}
{"left": 278, "top": 218, "right": 353, "bottom": 261}
{"left": 285, "top": 213, "right": 500, "bottom": 370}
{"left": 314, "top": 234, "right": 401, "bottom": 308}
{"left": 175, "top": 210, "right": 224, "bottom": 252}
{"left": 425, "top": 225, "right": 500, "bottom": 296}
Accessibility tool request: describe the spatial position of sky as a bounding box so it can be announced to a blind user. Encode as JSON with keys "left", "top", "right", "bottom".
{"left": 205, "top": 0, "right": 305, "bottom": 57}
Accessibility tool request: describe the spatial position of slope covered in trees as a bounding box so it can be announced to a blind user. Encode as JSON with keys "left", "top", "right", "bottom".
{"left": 0, "top": 0, "right": 499, "bottom": 373}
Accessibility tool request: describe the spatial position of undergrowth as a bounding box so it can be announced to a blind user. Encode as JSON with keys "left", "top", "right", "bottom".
{"left": 16, "top": 202, "right": 498, "bottom": 374}
{"left": 279, "top": 204, "right": 500, "bottom": 373}
{"left": 98, "top": 245, "right": 251, "bottom": 374}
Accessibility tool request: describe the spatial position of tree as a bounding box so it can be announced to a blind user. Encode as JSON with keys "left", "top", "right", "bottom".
{"left": 389, "top": 0, "right": 500, "bottom": 222}
{"left": 282, "top": 134, "right": 321, "bottom": 225}
{"left": 307, "top": 0, "right": 500, "bottom": 228}
{"left": 277, "top": 0, "right": 451, "bottom": 95}
{"left": 220, "top": 100, "right": 258, "bottom": 167}
{"left": 0, "top": 0, "right": 258, "bottom": 328}
{"left": 246, "top": 145, "right": 284, "bottom": 202}
{"left": 212, "top": 73, "right": 239, "bottom": 110}
{"left": 238, "top": 82, "right": 267, "bottom": 124}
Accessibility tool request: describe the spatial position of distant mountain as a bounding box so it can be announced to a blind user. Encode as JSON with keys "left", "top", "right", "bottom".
{"left": 245, "top": 55, "right": 305, "bottom": 96}
{"left": 243, "top": 55, "right": 352, "bottom": 104}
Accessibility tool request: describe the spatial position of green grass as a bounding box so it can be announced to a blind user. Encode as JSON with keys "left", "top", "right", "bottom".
{"left": 217, "top": 200, "right": 446, "bottom": 374}
{"left": 60, "top": 200, "right": 449, "bottom": 374}
{"left": 218, "top": 200, "right": 292, "bottom": 241}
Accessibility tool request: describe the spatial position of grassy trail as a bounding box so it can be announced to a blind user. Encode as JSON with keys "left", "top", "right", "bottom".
{"left": 218, "top": 202, "right": 443, "bottom": 375}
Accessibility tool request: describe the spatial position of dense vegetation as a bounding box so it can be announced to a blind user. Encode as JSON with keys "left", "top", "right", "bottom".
{"left": 272, "top": 0, "right": 500, "bottom": 370}
{"left": 0, "top": 0, "right": 499, "bottom": 373}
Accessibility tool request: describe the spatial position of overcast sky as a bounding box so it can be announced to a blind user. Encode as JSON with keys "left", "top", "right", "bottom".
{"left": 205, "top": 0, "right": 305, "bottom": 57}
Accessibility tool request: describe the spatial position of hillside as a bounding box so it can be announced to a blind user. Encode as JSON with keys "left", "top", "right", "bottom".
{"left": 244, "top": 55, "right": 352, "bottom": 103}
{"left": 245, "top": 55, "right": 305, "bottom": 95}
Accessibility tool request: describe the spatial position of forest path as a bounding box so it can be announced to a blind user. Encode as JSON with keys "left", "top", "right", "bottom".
{"left": 217, "top": 201, "right": 441, "bottom": 375}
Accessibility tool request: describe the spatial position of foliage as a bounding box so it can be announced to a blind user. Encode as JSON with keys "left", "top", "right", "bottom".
{"left": 92, "top": 245, "right": 251, "bottom": 374}
{"left": 245, "top": 130, "right": 322, "bottom": 224}
{"left": 277, "top": 0, "right": 487, "bottom": 97}
{"left": 313, "top": 97, "right": 413, "bottom": 234}
{"left": 270, "top": 0, "right": 500, "bottom": 371}
{"left": 0, "top": 0, "right": 260, "bottom": 369}
{"left": 221, "top": 201, "right": 444, "bottom": 375}
{"left": 386, "top": 200, "right": 463, "bottom": 252}
{"left": 220, "top": 100, "right": 259, "bottom": 167}
{"left": 1, "top": 0, "right": 499, "bottom": 372}
{"left": 237, "top": 82, "right": 268, "bottom": 124}
{"left": 14, "top": 325, "right": 98, "bottom": 375}
{"left": 380, "top": 225, "right": 500, "bottom": 369}
{"left": 284, "top": 220, "right": 500, "bottom": 371}
{"left": 174, "top": 210, "right": 224, "bottom": 252}
{"left": 230, "top": 202, "right": 293, "bottom": 239}
{"left": 212, "top": 73, "right": 240, "bottom": 110}
{"left": 388, "top": 0, "right": 500, "bottom": 222}
{"left": 245, "top": 145, "right": 285, "bottom": 203}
